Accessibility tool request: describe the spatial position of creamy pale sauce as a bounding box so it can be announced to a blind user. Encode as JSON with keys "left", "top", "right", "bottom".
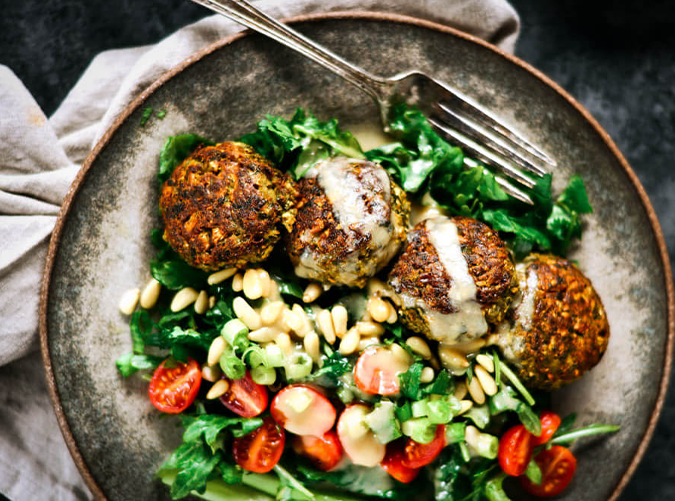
{"left": 293, "top": 156, "right": 401, "bottom": 286}
{"left": 406, "top": 217, "right": 488, "bottom": 344}
{"left": 515, "top": 264, "right": 539, "bottom": 331}
{"left": 410, "top": 193, "right": 449, "bottom": 226}
{"left": 349, "top": 123, "right": 392, "bottom": 151}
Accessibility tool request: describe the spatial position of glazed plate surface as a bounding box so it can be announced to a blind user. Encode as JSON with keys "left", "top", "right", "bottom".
{"left": 40, "top": 12, "right": 673, "bottom": 501}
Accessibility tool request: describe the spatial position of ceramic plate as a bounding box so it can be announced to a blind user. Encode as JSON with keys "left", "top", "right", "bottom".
{"left": 40, "top": 12, "right": 674, "bottom": 501}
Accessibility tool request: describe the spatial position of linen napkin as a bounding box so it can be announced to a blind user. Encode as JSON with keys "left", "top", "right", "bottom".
{"left": 0, "top": 1, "right": 519, "bottom": 499}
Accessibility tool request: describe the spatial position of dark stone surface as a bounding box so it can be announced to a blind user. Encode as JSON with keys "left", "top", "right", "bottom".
{"left": 1, "top": 0, "right": 673, "bottom": 499}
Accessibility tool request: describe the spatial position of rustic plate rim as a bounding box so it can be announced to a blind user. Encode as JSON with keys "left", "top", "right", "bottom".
{"left": 38, "top": 11, "right": 675, "bottom": 501}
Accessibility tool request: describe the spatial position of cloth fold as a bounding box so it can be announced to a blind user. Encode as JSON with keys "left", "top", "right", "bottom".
{"left": 0, "top": 1, "right": 519, "bottom": 498}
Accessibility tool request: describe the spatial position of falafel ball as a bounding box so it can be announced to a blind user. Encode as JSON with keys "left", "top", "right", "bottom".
{"left": 496, "top": 253, "right": 610, "bottom": 390}
{"left": 285, "top": 156, "right": 410, "bottom": 288}
{"left": 159, "top": 141, "right": 297, "bottom": 271}
{"left": 387, "top": 215, "right": 518, "bottom": 344}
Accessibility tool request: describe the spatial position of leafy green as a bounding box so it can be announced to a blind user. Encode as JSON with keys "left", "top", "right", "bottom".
{"left": 115, "top": 352, "right": 164, "bottom": 377}
{"left": 130, "top": 310, "right": 153, "bottom": 354}
{"left": 367, "top": 104, "right": 593, "bottom": 256}
{"left": 550, "top": 423, "right": 620, "bottom": 446}
{"left": 240, "top": 109, "right": 364, "bottom": 179}
{"left": 305, "top": 351, "right": 351, "bottom": 382}
{"left": 141, "top": 107, "right": 154, "bottom": 126}
{"left": 399, "top": 362, "right": 425, "bottom": 399}
{"left": 161, "top": 441, "right": 222, "bottom": 499}
{"left": 158, "top": 133, "right": 215, "bottom": 183}
{"left": 489, "top": 387, "right": 541, "bottom": 436}
{"left": 182, "top": 415, "right": 264, "bottom": 447}
{"left": 525, "top": 458, "right": 542, "bottom": 485}
{"left": 149, "top": 228, "right": 209, "bottom": 290}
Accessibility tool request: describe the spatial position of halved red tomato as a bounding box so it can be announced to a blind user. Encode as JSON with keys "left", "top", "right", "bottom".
{"left": 381, "top": 441, "right": 420, "bottom": 483}
{"left": 401, "top": 425, "right": 445, "bottom": 469}
{"left": 271, "top": 384, "right": 336, "bottom": 436}
{"left": 498, "top": 424, "right": 534, "bottom": 476}
{"left": 532, "top": 411, "right": 562, "bottom": 446}
{"left": 233, "top": 417, "right": 285, "bottom": 473}
{"left": 293, "top": 430, "right": 343, "bottom": 471}
{"left": 520, "top": 446, "right": 577, "bottom": 498}
{"left": 220, "top": 370, "right": 268, "bottom": 417}
{"left": 354, "top": 346, "right": 410, "bottom": 395}
{"left": 148, "top": 358, "right": 201, "bottom": 414}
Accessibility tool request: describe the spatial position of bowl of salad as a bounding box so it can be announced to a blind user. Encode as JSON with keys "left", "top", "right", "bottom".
{"left": 40, "top": 11, "right": 674, "bottom": 501}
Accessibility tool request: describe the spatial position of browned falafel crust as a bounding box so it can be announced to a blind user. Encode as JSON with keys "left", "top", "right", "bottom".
{"left": 388, "top": 216, "right": 518, "bottom": 335}
{"left": 285, "top": 162, "right": 409, "bottom": 287}
{"left": 159, "top": 141, "right": 297, "bottom": 271}
{"left": 504, "top": 253, "right": 610, "bottom": 391}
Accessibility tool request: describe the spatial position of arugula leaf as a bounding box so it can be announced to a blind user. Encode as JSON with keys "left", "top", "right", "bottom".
{"left": 161, "top": 442, "right": 221, "bottom": 499}
{"left": 422, "top": 369, "right": 454, "bottom": 396}
{"left": 141, "top": 107, "right": 154, "bottom": 127}
{"left": 306, "top": 351, "right": 351, "bottom": 382}
{"left": 129, "top": 310, "right": 153, "bottom": 354}
{"left": 398, "top": 362, "right": 425, "bottom": 399}
{"left": 182, "top": 415, "right": 264, "bottom": 448}
{"left": 115, "top": 352, "right": 164, "bottom": 377}
{"left": 240, "top": 109, "right": 364, "bottom": 179}
{"left": 158, "top": 134, "right": 215, "bottom": 183}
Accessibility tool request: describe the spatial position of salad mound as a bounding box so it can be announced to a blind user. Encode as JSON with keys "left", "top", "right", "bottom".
{"left": 116, "top": 105, "right": 618, "bottom": 501}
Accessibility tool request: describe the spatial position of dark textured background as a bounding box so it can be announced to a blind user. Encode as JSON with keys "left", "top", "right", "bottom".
{"left": 0, "top": 0, "right": 673, "bottom": 499}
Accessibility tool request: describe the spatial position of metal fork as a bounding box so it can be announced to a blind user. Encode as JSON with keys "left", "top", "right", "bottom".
{"left": 190, "top": 0, "right": 556, "bottom": 205}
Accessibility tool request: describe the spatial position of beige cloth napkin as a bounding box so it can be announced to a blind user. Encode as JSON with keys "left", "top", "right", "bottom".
{"left": 0, "top": 1, "right": 519, "bottom": 499}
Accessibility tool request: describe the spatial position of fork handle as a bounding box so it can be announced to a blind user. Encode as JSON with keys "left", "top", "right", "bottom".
{"left": 191, "top": 0, "right": 391, "bottom": 100}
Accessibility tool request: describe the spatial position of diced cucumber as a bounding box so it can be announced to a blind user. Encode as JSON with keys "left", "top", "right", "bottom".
{"left": 365, "top": 401, "right": 402, "bottom": 444}
{"left": 445, "top": 422, "right": 466, "bottom": 445}
{"left": 401, "top": 417, "right": 436, "bottom": 444}
{"left": 427, "top": 400, "right": 452, "bottom": 424}
{"left": 411, "top": 399, "right": 429, "bottom": 418}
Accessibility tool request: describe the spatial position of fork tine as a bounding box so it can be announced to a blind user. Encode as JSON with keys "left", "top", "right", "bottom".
{"left": 428, "top": 117, "right": 536, "bottom": 189}
{"left": 435, "top": 104, "right": 547, "bottom": 177}
{"left": 437, "top": 95, "right": 557, "bottom": 167}
{"left": 463, "top": 157, "right": 534, "bottom": 205}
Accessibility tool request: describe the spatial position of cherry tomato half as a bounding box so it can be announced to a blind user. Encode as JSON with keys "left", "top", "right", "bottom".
{"left": 354, "top": 346, "right": 411, "bottom": 395}
{"left": 381, "top": 442, "right": 420, "bottom": 483}
{"left": 532, "top": 411, "right": 562, "bottom": 446}
{"left": 148, "top": 358, "right": 201, "bottom": 414}
{"left": 520, "top": 446, "right": 577, "bottom": 498}
{"left": 293, "top": 430, "right": 343, "bottom": 471}
{"left": 498, "top": 424, "right": 534, "bottom": 476}
{"left": 220, "top": 370, "right": 268, "bottom": 417}
{"left": 233, "top": 417, "right": 285, "bottom": 473}
{"left": 401, "top": 425, "right": 445, "bottom": 469}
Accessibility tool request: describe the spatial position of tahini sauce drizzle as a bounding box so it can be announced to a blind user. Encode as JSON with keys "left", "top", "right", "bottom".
{"left": 514, "top": 263, "right": 539, "bottom": 331}
{"left": 401, "top": 217, "right": 488, "bottom": 344}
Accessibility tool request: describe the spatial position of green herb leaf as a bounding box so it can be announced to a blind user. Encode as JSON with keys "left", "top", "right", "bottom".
{"left": 398, "top": 362, "right": 425, "bottom": 400}
{"left": 158, "top": 134, "right": 215, "bottom": 183}
{"left": 141, "top": 107, "right": 154, "bottom": 126}
{"left": 525, "top": 458, "right": 543, "bottom": 485}
{"left": 182, "top": 415, "right": 264, "bottom": 448}
{"left": 115, "top": 352, "right": 164, "bottom": 377}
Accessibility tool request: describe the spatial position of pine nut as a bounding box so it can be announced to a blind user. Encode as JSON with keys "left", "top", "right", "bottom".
{"left": 386, "top": 306, "right": 398, "bottom": 324}
{"left": 367, "top": 278, "right": 387, "bottom": 296}
{"left": 390, "top": 343, "right": 412, "bottom": 365}
{"left": 207, "top": 267, "right": 237, "bottom": 285}
{"left": 258, "top": 269, "right": 271, "bottom": 298}
{"left": 367, "top": 297, "right": 391, "bottom": 323}
{"left": 458, "top": 400, "right": 473, "bottom": 415}
{"left": 119, "top": 288, "right": 140, "bottom": 315}
{"left": 406, "top": 337, "right": 432, "bottom": 359}
{"left": 261, "top": 301, "right": 284, "bottom": 326}
{"left": 356, "top": 321, "right": 385, "bottom": 337}
{"left": 339, "top": 327, "right": 360, "bottom": 355}
{"left": 232, "top": 273, "right": 243, "bottom": 292}
{"left": 208, "top": 336, "right": 227, "bottom": 366}
{"left": 292, "top": 304, "right": 312, "bottom": 337}
{"left": 474, "top": 365, "right": 498, "bottom": 396}
{"left": 317, "top": 310, "right": 336, "bottom": 344}
{"left": 454, "top": 381, "right": 468, "bottom": 400}
{"left": 276, "top": 333, "right": 293, "bottom": 356}
{"left": 332, "top": 305, "right": 348, "bottom": 338}
{"left": 439, "top": 345, "right": 470, "bottom": 371}
{"left": 304, "top": 331, "right": 321, "bottom": 362}
{"left": 243, "top": 269, "right": 264, "bottom": 300}
{"left": 170, "top": 287, "right": 199, "bottom": 312}
{"left": 194, "top": 290, "right": 209, "bottom": 314}
{"left": 206, "top": 379, "right": 230, "bottom": 399}
{"left": 208, "top": 296, "right": 216, "bottom": 309}
{"left": 303, "top": 283, "right": 323, "bottom": 303}
{"left": 476, "top": 354, "right": 495, "bottom": 373}
{"left": 139, "top": 279, "right": 161, "bottom": 309}
{"left": 233, "top": 297, "right": 262, "bottom": 330}
{"left": 202, "top": 364, "right": 222, "bottom": 382}
{"left": 467, "top": 375, "right": 486, "bottom": 405}
{"left": 420, "top": 367, "right": 435, "bottom": 383}
{"left": 282, "top": 308, "right": 302, "bottom": 333}
{"left": 453, "top": 338, "right": 487, "bottom": 355}
{"left": 248, "top": 327, "right": 276, "bottom": 343}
